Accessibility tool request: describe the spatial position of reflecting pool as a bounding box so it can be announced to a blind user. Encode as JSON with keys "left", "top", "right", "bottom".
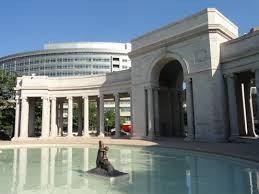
{"left": 0, "top": 146, "right": 259, "bottom": 194}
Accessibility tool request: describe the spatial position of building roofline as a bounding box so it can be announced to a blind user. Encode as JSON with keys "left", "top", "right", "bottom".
{"left": 0, "top": 46, "right": 130, "bottom": 61}
{"left": 131, "top": 8, "right": 238, "bottom": 43}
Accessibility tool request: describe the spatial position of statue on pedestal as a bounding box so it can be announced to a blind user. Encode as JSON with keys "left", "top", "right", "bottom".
{"left": 96, "top": 140, "right": 115, "bottom": 175}
{"left": 87, "top": 140, "right": 127, "bottom": 177}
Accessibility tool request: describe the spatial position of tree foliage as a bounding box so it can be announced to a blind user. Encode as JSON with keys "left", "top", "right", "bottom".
{"left": 89, "top": 101, "right": 97, "bottom": 130}
{"left": 104, "top": 109, "right": 115, "bottom": 131}
{"left": 0, "top": 69, "right": 17, "bottom": 135}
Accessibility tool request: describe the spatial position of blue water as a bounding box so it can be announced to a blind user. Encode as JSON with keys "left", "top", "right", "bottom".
{"left": 0, "top": 146, "right": 258, "bottom": 194}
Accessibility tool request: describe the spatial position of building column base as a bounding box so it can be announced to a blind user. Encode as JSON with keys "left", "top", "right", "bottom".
{"left": 83, "top": 133, "right": 90, "bottom": 137}
{"left": 11, "top": 137, "right": 20, "bottom": 141}
{"left": 184, "top": 136, "right": 194, "bottom": 142}
{"left": 228, "top": 135, "right": 241, "bottom": 142}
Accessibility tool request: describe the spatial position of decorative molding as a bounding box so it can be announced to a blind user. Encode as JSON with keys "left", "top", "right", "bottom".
{"left": 50, "top": 97, "right": 56, "bottom": 101}
{"left": 113, "top": 92, "right": 119, "bottom": 97}
{"left": 41, "top": 96, "right": 49, "bottom": 101}
{"left": 223, "top": 73, "right": 236, "bottom": 79}
{"left": 21, "top": 96, "right": 28, "bottom": 100}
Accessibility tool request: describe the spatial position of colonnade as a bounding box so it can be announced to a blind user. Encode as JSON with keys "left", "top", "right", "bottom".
{"left": 226, "top": 70, "right": 259, "bottom": 139}
{"left": 13, "top": 92, "right": 131, "bottom": 139}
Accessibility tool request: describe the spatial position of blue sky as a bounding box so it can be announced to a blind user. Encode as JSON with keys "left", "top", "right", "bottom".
{"left": 0, "top": 0, "right": 258, "bottom": 57}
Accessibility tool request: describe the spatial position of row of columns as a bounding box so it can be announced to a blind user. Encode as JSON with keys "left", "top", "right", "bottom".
{"left": 226, "top": 70, "right": 259, "bottom": 139}
{"left": 14, "top": 96, "right": 91, "bottom": 139}
{"left": 145, "top": 79, "right": 195, "bottom": 139}
{"left": 14, "top": 92, "right": 131, "bottom": 139}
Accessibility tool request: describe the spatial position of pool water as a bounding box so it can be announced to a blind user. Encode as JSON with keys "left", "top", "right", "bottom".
{"left": 0, "top": 146, "right": 258, "bottom": 194}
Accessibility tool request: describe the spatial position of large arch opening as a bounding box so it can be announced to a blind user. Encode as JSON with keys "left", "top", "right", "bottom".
{"left": 154, "top": 59, "right": 186, "bottom": 137}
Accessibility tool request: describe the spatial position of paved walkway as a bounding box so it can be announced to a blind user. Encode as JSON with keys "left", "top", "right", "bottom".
{"left": 1, "top": 137, "right": 259, "bottom": 163}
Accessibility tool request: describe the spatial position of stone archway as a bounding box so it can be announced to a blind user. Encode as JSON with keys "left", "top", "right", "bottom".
{"left": 158, "top": 60, "right": 185, "bottom": 136}
{"left": 146, "top": 53, "right": 194, "bottom": 139}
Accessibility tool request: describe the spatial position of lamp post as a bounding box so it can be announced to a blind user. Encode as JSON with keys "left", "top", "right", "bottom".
{"left": 105, "top": 118, "right": 109, "bottom": 135}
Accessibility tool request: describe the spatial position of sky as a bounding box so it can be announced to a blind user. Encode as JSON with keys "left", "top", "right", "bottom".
{"left": 0, "top": 0, "right": 258, "bottom": 57}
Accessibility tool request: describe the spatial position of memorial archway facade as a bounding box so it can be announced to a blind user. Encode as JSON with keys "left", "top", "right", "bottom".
{"left": 13, "top": 9, "right": 259, "bottom": 142}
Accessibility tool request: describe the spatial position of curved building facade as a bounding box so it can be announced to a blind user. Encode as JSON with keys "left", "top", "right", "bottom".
{"left": 0, "top": 42, "right": 131, "bottom": 77}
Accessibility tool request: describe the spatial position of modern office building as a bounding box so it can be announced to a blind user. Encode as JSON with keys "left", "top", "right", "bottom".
{"left": 0, "top": 42, "right": 131, "bottom": 77}
{"left": 0, "top": 42, "right": 132, "bottom": 129}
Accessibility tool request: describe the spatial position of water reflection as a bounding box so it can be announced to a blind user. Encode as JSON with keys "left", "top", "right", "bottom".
{"left": 0, "top": 147, "right": 258, "bottom": 194}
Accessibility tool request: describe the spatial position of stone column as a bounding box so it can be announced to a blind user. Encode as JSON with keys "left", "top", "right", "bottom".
{"left": 96, "top": 98, "right": 100, "bottom": 133}
{"left": 226, "top": 74, "right": 240, "bottom": 139}
{"left": 147, "top": 87, "right": 155, "bottom": 138}
{"left": 129, "top": 91, "right": 133, "bottom": 136}
{"left": 28, "top": 98, "right": 35, "bottom": 137}
{"left": 256, "top": 69, "right": 259, "bottom": 122}
{"left": 241, "top": 83, "right": 248, "bottom": 135}
{"left": 14, "top": 97, "right": 21, "bottom": 139}
{"left": 56, "top": 100, "right": 59, "bottom": 133}
{"left": 58, "top": 102, "right": 64, "bottom": 136}
{"left": 77, "top": 99, "right": 83, "bottom": 136}
{"left": 114, "top": 93, "right": 120, "bottom": 137}
{"left": 20, "top": 97, "right": 29, "bottom": 138}
{"left": 83, "top": 96, "right": 89, "bottom": 137}
{"left": 168, "top": 89, "right": 173, "bottom": 133}
{"left": 99, "top": 94, "right": 105, "bottom": 137}
{"left": 67, "top": 97, "right": 73, "bottom": 137}
{"left": 244, "top": 82, "right": 257, "bottom": 137}
{"left": 41, "top": 97, "right": 50, "bottom": 138}
{"left": 51, "top": 97, "right": 58, "bottom": 137}
{"left": 154, "top": 88, "right": 160, "bottom": 136}
{"left": 179, "top": 91, "right": 185, "bottom": 136}
{"left": 185, "top": 79, "right": 195, "bottom": 141}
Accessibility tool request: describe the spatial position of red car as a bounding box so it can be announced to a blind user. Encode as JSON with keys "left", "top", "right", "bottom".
{"left": 121, "top": 124, "right": 131, "bottom": 133}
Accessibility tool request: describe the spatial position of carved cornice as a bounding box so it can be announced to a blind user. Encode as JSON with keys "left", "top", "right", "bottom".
{"left": 129, "top": 24, "right": 236, "bottom": 58}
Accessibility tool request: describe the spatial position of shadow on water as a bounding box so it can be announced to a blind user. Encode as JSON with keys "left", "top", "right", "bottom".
{"left": 73, "top": 169, "right": 87, "bottom": 177}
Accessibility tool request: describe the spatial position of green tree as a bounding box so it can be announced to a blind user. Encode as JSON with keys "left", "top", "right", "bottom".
{"left": 104, "top": 109, "right": 115, "bottom": 132}
{"left": 89, "top": 101, "right": 97, "bottom": 130}
{"left": 0, "top": 69, "right": 17, "bottom": 136}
